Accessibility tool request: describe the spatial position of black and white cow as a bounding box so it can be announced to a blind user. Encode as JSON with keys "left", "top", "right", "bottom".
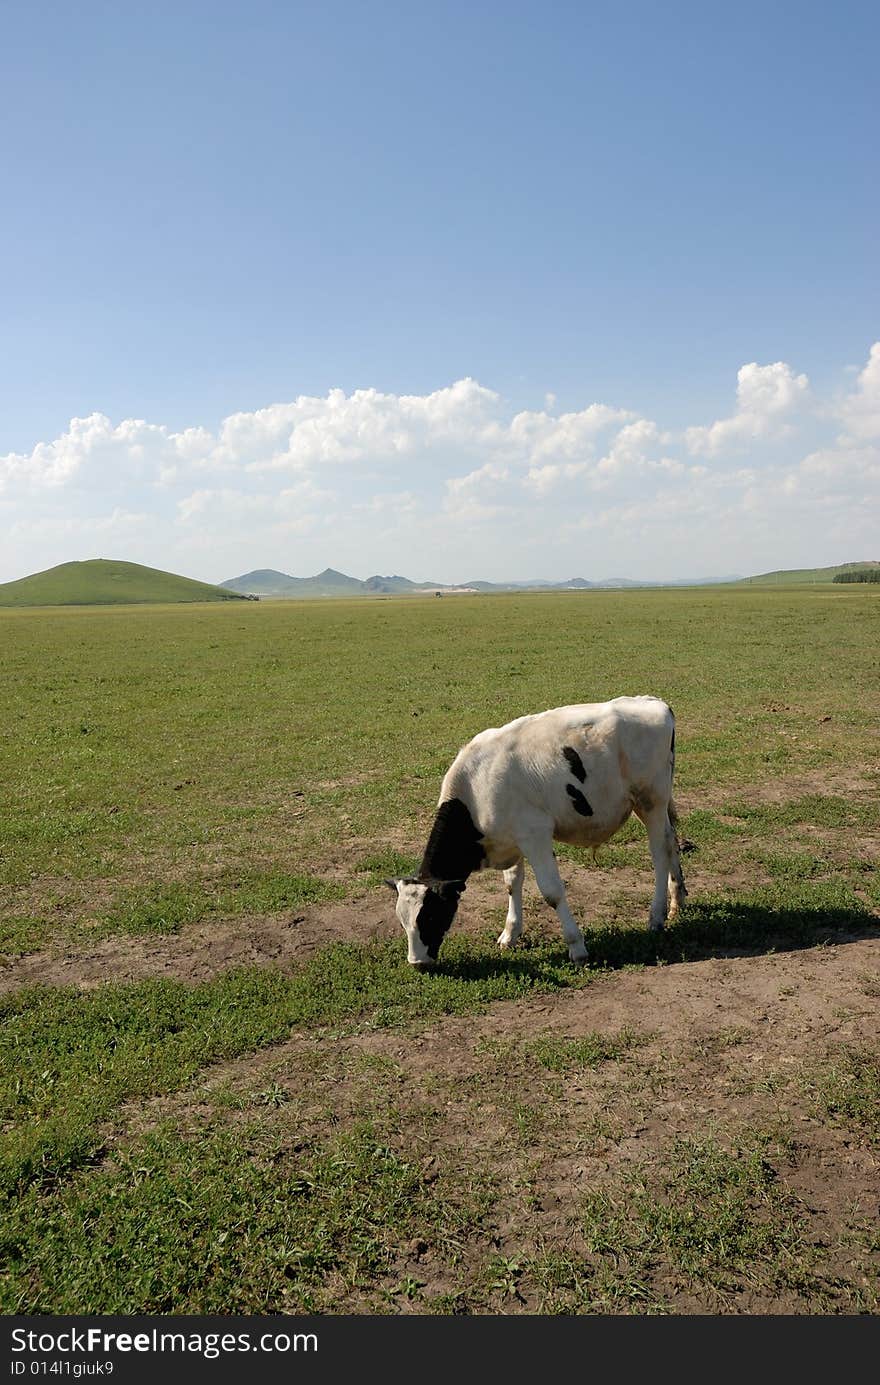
{"left": 387, "top": 695, "right": 686, "bottom": 967}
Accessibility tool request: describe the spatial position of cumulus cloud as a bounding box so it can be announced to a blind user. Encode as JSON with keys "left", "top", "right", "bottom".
{"left": 1, "top": 349, "right": 877, "bottom": 584}
{"left": 238, "top": 378, "right": 501, "bottom": 472}
{"left": 835, "top": 342, "right": 880, "bottom": 442}
{"left": 443, "top": 461, "right": 515, "bottom": 522}
{"left": 685, "top": 361, "right": 810, "bottom": 457}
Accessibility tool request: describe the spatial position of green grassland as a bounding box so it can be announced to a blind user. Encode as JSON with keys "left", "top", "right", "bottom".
{"left": 1, "top": 584, "right": 879, "bottom": 1313}
{"left": 0, "top": 558, "right": 247, "bottom": 607}
{"left": 740, "top": 559, "right": 879, "bottom": 585}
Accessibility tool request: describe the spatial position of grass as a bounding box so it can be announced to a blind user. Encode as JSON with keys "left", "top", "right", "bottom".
{"left": 805, "top": 1048, "right": 880, "bottom": 1146}
{"left": 1, "top": 585, "right": 877, "bottom": 904}
{"left": 0, "top": 934, "right": 610, "bottom": 1200}
{"left": 722, "top": 795, "right": 878, "bottom": 830}
{"left": 516, "top": 1029, "right": 645, "bottom": 1072}
{"left": 533, "top": 1135, "right": 819, "bottom": 1313}
{"left": 739, "top": 560, "right": 880, "bottom": 585}
{"left": 103, "top": 871, "right": 346, "bottom": 937}
{"left": 0, "top": 1121, "right": 481, "bottom": 1314}
{"left": 1, "top": 585, "right": 878, "bottom": 1313}
{"left": 2, "top": 881, "right": 873, "bottom": 1204}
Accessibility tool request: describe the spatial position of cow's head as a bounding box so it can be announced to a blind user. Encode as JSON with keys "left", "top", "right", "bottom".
{"left": 385, "top": 877, "right": 466, "bottom": 967}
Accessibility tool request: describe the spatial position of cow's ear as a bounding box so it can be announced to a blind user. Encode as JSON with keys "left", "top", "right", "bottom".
{"left": 383, "top": 878, "right": 401, "bottom": 893}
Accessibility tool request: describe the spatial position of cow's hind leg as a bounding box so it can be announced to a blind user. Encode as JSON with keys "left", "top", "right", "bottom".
{"left": 640, "top": 804, "right": 683, "bottom": 931}
{"left": 498, "top": 858, "right": 525, "bottom": 949}
{"left": 667, "top": 824, "right": 687, "bottom": 920}
{"left": 524, "top": 844, "right": 588, "bottom": 965}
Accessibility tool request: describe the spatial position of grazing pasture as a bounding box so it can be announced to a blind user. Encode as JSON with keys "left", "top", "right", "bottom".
{"left": 1, "top": 585, "right": 878, "bottom": 1314}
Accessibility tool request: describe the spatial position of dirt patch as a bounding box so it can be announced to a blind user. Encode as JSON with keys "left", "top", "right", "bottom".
{"left": 695, "top": 768, "right": 877, "bottom": 807}
{"left": 0, "top": 894, "right": 397, "bottom": 992}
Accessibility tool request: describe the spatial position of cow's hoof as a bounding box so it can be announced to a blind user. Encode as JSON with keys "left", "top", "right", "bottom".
{"left": 569, "top": 951, "right": 589, "bottom": 968}
{"left": 648, "top": 919, "right": 666, "bottom": 933}
{"left": 497, "top": 933, "right": 518, "bottom": 950}
{"left": 410, "top": 961, "right": 434, "bottom": 972}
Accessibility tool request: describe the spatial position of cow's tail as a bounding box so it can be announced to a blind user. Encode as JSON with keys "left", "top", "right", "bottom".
{"left": 667, "top": 707, "right": 692, "bottom": 856}
{"left": 668, "top": 706, "right": 680, "bottom": 838}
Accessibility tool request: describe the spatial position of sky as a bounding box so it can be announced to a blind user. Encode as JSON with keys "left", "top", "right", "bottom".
{"left": 1, "top": 0, "right": 877, "bottom": 585}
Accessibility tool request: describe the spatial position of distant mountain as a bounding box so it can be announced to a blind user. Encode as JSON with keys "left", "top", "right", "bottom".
{"left": 362, "top": 574, "right": 447, "bottom": 594}
{"left": 0, "top": 559, "right": 249, "bottom": 608}
{"left": 221, "top": 567, "right": 366, "bottom": 597}
{"left": 221, "top": 566, "right": 748, "bottom": 597}
{"left": 222, "top": 561, "right": 880, "bottom": 598}
{"left": 221, "top": 567, "right": 449, "bottom": 597}
{"left": 460, "top": 577, "right": 595, "bottom": 590}
{"left": 219, "top": 568, "right": 295, "bottom": 595}
{"left": 312, "top": 567, "right": 365, "bottom": 592}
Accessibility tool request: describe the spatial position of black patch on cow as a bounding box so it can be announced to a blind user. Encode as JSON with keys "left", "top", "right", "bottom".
{"left": 566, "top": 783, "right": 594, "bottom": 816}
{"left": 562, "top": 745, "right": 587, "bottom": 782}
{"left": 415, "top": 881, "right": 465, "bottom": 959}
{"left": 419, "top": 797, "right": 486, "bottom": 882}
{"left": 670, "top": 726, "right": 675, "bottom": 756}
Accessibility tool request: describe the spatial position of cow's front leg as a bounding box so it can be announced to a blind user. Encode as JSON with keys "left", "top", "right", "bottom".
{"left": 524, "top": 844, "right": 588, "bottom": 965}
{"left": 498, "top": 858, "right": 525, "bottom": 949}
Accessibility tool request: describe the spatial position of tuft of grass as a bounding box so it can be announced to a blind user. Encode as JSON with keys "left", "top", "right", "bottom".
{"left": 101, "top": 871, "right": 346, "bottom": 937}
{"left": 356, "top": 849, "right": 421, "bottom": 887}
{"left": 0, "top": 968, "right": 294, "bottom": 1196}
{"left": 216, "top": 870, "right": 346, "bottom": 915}
{"left": 104, "top": 882, "right": 207, "bottom": 935}
{"left": 723, "top": 796, "right": 877, "bottom": 831}
{"left": 805, "top": 1048, "right": 880, "bottom": 1146}
{"left": 0, "top": 916, "right": 48, "bottom": 959}
{"left": 762, "top": 851, "right": 833, "bottom": 881}
{"left": 679, "top": 808, "right": 744, "bottom": 843}
{"left": 522, "top": 1029, "right": 645, "bottom": 1073}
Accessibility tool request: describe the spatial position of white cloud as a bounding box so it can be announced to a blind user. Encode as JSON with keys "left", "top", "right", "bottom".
{"left": 443, "top": 462, "right": 514, "bottom": 523}
{"left": 352, "top": 490, "right": 420, "bottom": 516}
{"left": 526, "top": 417, "right": 671, "bottom": 491}
{"left": 835, "top": 341, "right": 880, "bottom": 442}
{"left": 7, "top": 507, "right": 151, "bottom": 544}
{"left": 1, "top": 349, "right": 877, "bottom": 585}
{"left": 238, "top": 378, "right": 501, "bottom": 473}
{"left": 685, "top": 361, "right": 810, "bottom": 457}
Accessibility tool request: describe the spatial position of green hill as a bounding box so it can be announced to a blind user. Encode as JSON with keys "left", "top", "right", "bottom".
{"left": 740, "top": 560, "right": 880, "bottom": 585}
{"left": 0, "top": 560, "right": 249, "bottom": 607}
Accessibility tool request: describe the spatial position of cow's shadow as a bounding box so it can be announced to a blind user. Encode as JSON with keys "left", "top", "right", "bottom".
{"left": 438, "top": 897, "right": 880, "bottom": 982}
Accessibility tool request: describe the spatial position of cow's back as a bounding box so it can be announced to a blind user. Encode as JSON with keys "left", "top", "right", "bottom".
{"left": 440, "top": 697, "right": 674, "bottom": 855}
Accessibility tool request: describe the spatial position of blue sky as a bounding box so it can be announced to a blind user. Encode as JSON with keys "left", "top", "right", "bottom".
{"left": 1, "top": 0, "right": 877, "bottom": 583}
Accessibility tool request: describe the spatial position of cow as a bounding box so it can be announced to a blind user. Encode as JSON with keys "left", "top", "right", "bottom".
{"left": 386, "top": 695, "right": 686, "bottom": 968}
